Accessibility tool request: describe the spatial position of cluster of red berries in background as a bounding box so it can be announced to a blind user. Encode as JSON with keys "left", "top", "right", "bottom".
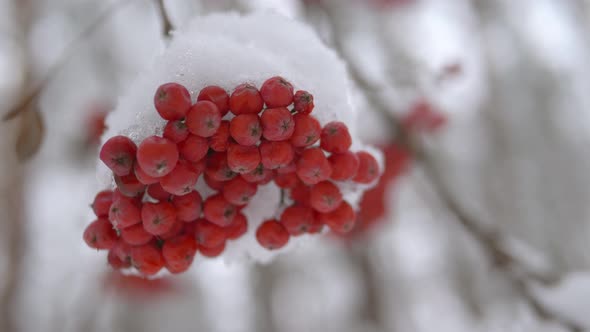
{"left": 83, "top": 76, "right": 380, "bottom": 276}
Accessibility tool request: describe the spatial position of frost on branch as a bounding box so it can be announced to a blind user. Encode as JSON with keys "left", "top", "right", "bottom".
{"left": 95, "top": 12, "right": 383, "bottom": 269}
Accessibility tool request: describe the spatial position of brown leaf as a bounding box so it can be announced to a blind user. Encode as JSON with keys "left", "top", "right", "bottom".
{"left": 15, "top": 106, "right": 44, "bottom": 162}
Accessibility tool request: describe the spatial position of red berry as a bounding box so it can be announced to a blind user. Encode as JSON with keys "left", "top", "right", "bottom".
{"left": 260, "top": 107, "right": 295, "bottom": 141}
{"left": 141, "top": 202, "right": 177, "bottom": 236}
{"left": 256, "top": 220, "right": 289, "bottom": 250}
{"left": 83, "top": 218, "right": 117, "bottom": 250}
{"left": 130, "top": 243, "right": 165, "bottom": 276}
{"left": 227, "top": 143, "right": 260, "bottom": 174}
{"left": 307, "top": 213, "right": 324, "bottom": 234}
{"left": 203, "top": 194, "right": 237, "bottom": 227}
{"left": 178, "top": 135, "right": 209, "bottom": 163}
{"left": 197, "top": 85, "right": 230, "bottom": 117}
{"left": 109, "top": 195, "right": 141, "bottom": 229}
{"left": 328, "top": 151, "right": 359, "bottom": 181}
{"left": 241, "top": 164, "right": 272, "bottom": 183}
{"left": 154, "top": 83, "right": 192, "bottom": 121}
{"left": 320, "top": 121, "right": 352, "bottom": 153}
{"left": 120, "top": 223, "right": 153, "bottom": 246}
{"left": 223, "top": 177, "right": 258, "bottom": 206}
{"left": 296, "top": 148, "right": 332, "bottom": 185}
{"left": 163, "top": 234, "right": 197, "bottom": 274}
{"left": 260, "top": 76, "right": 294, "bottom": 108}
{"left": 318, "top": 201, "right": 356, "bottom": 233}
{"left": 353, "top": 151, "right": 380, "bottom": 184}
{"left": 280, "top": 205, "right": 315, "bottom": 235}
{"left": 290, "top": 114, "right": 321, "bottom": 147}
{"left": 276, "top": 162, "right": 296, "bottom": 174}
{"left": 163, "top": 120, "right": 189, "bottom": 143}
{"left": 205, "top": 152, "right": 237, "bottom": 181}
{"left": 229, "top": 114, "right": 262, "bottom": 146}
{"left": 134, "top": 162, "right": 159, "bottom": 185}
{"left": 114, "top": 173, "right": 146, "bottom": 197}
{"left": 186, "top": 100, "right": 222, "bottom": 137}
{"left": 195, "top": 219, "right": 226, "bottom": 248}
{"left": 172, "top": 191, "right": 202, "bottom": 222}
{"left": 99, "top": 135, "right": 137, "bottom": 176}
{"left": 108, "top": 249, "right": 131, "bottom": 269}
{"left": 310, "top": 181, "right": 343, "bottom": 213}
{"left": 259, "top": 140, "right": 294, "bottom": 170}
{"left": 92, "top": 190, "right": 113, "bottom": 217}
{"left": 274, "top": 172, "right": 299, "bottom": 189}
{"left": 209, "top": 120, "right": 230, "bottom": 152}
{"left": 112, "top": 239, "right": 132, "bottom": 263}
{"left": 290, "top": 183, "right": 310, "bottom": 206}
{"left": 204, "top": 173, "right": 225, "bottom": 190}
{"left": 198, "top": 242, "right": 226, "bottom": 257}
{"left": 136, "top": 136, "right": 179, "bottom": 178}
{"left": 160, "top": 160, "right": 200, "bottom": 196}
{"left": 160, "top": 219, "right": 185, "bottom": 240}
{"left": 224, "top": 213, "right": 248, "bottom": 239}
{"left": 229, "top": 83, "right": 263, "bottom": 115}
{"left": 293, "top": 90, "right": 314, "bottom": 115}
{"left": 147, "top": 183, "right": 171, "bottom": 201}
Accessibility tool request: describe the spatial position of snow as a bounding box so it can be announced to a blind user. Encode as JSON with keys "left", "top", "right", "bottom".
{"left": 100, "top": 12, "right": 382, "bottom": 265}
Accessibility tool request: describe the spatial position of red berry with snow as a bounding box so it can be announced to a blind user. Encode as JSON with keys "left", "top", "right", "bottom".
{"left": 296, "top": 147, "right": 332, "bottom": 185}
{"left": 114, "top": 173, "right": 146, "bottom": 198}
{"left": 160, "top": 160, "right": 200, "bottom": 196}
{"left": 134, "top": 162, "right": 159, "bottom": 185}
{"left": 141, "top": 202, "right": 177, "bottom": 236}
{"left": 320, "top": 121, "right": 352, "bottom": 153}
{"left": 260, "top": 76, "right": 294, "bottom": 108}
{"left": 154, "top": 82, "right": 192, "bottom": 121}
{"left": 178, "top": 135, "right": 209, "bottom": 163}
{"left": 353, "top": 151, "right": 380, "bottom": 184}
{"left": 108, "top": 249, "right": 131, "bottom": 269}
{"left": 290, "top": 114, "right": 321, "bottom": 147}
{"left": 328, "top": 151, "right": 359, "bottom": 181}
{"left": 92, "top": 190, "right": 113, "bottom": 218}
{"left": 186, "top": 100, "right": 222, "bottom": 137}
{"left": 280, "top": 205, "right": 315, "bottom": 235}
{"left": 130, "top": 243, "right": 165, "bottom": 276}
{"left": 203, "top": 194, "right": 237, "bottom": 227}
{"left": 83, "top": 218, "right": 118, "bottom": 249}
{"left": 318, "top": 201, "right": 356, "bottom": 234}
{"left": 197, "top": 85, "right": 230, "bottom": 117}
{"left": 109, "top": 195, "right": 141, "bottom": 229}
{"left": 230, "top": 114, "right": 262, "bottom": 146}
{"left": 136, "top": 136, "right": 179, "bottom": 178}
{"left": 256, "top": 220, "right": 290, "bottom": 250}
{"left": 260, "top": 107, "right": 295, "bottom": 141}
{"left": 259, "top": 140, "right": 294, "bottom": 170}
{"left": 293, "top": 90, "right": 314, "bottom": 115}
{"left": 310, "top": 181, "right": 343, "bottom": 213}
{"left": 99, "top": 135, "right": 137, "bottom": 176}
{"left": 163, "top": 120, "right": 189, "bottom": 143}
{"left": 172, "top": 191, "right": 203, "bottom": 222}
{"left": 163, "top": 234, "right": 197, "bottom": 274}
{"left": 227, "top": 143, "right": 261, "bottom": 174}
{"left": 229, "top": 83, "right": 264, "bottom": 115}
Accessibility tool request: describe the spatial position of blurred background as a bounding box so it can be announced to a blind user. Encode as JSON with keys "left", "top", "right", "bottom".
{"left": 2, "top": 0, "right": 590, "bottom": 331}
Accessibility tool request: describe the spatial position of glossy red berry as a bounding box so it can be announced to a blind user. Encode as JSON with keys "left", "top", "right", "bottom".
{"left": 141, "top": 202, "right": 177, "bottom": 236}
{"left": 290, "top": 114, "right": 321, "bottom": 147}
{"left": 310, "top": 181, "right": 343, "bottom": 213}
{"left": 203, "top": 194, "right": 237, "bottom": 227}
{"left": 146, "top": 183, "right": 171, "bottom": 202}
{"left": 353, "top": 151, "right": 380, "bottom": 184}
{"left": 260, "top": 76, "right": 294, "bottom": 108}
{"left": 136, "top": 136, "right": 179, "bottom": 178}
{"left": 259, "top": 140, "right": 294, "bottom": 170}
{"left": 109, "top": 195, "right": 141, "bottom": 229}
{"left": 296, "top": 148, "right": 332, "bottom": 185}
{"left": 224, "top": 213, "right": 248, "bottom": 239}
{"left": 99, "top": 135, "right": 137, "bottom": 176}
{"left": 130, "top": 243, "right": 165, "bottom": 276}
{"left": 172, "top": 191, "right": 203, "bottom": 222}
{"left": 160, "top": 160, "right": 200, "bottom": 196}
{"left": 223, "top": 177, "right": 258, "bottom": 206}
{"left": 114, "top": 173, "right": 146, "bottom": 197}
{"left": 197, "top": 85, "right": 230, "bottom": 117}
{"left": 195, "top": 219, "right": 226, "bottom": 248}
{"left": 163, "top": 234, "right": 197, "bottom": 274}
{"left": 328, "top": 151, "right": 359, "bottom": 181}
{"left": 120, "top": 223, "right": 153, "bottom": 246}
{"left": 256, "top": 220, "right": 290, "bottom": 250}
{"left": 280, "top": 205, "right": 315, "bottom": 235}
{"left": 227, "top": 143, "right": 260, "bottom": 174}
{"left": 318, "top": 201, "right": 356, "bottom": 234}
{"left": 92, "top": 190, "right": 113, "bottom": 217}
{"left": 320, "top": 121, "right": 352, "bottom": 153}
{"left": 229, "top": 114, "right": 262, "bottom": 146}
{"left": 163, "top": 120, "right": 189, "bottom": 143}
{"left": 186, "top": 100, "right": 222, "bottom": 137}
{"left": 134, "top": 162, "right": 159, "bottom": 185}
{"left": 209, "top": 120, "right": 230, "bottom": 152}
{"left": 154, "top": 82, "right": 192, "bottom": 121}
{"left": 293, "top": 90, "right": 314, "bottom": 114}
{"left": 229, "top": 83, "right": 263, "bottom": 115}
{"left": 83, "top": 218, "right": 118, "bottom": 250}
{"left": 260, "top": 107, "right": 295, "bottom": 141}
{"left": 205, "top": 152, "right": 237, "bottom": 182}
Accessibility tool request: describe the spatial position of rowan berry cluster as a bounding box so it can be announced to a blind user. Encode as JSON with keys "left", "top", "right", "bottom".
{"left": 83, "top": 76, "right": 379, "bottom": 276}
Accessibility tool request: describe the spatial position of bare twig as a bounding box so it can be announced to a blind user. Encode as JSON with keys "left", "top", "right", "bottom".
{"left": 155, "top": 0, "right": 173, "bottom": 38}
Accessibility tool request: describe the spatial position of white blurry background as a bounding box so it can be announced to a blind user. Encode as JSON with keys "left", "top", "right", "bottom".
{"left": 2, "top": 0, "right": 590, "bottom": 331}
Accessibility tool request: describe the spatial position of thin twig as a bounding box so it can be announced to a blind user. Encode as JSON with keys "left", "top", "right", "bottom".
{"left": 2, "top": 0, "right": 134, "bottom": 122}
{"left": 155, "top": 0, "right": 173, "bottom": 38}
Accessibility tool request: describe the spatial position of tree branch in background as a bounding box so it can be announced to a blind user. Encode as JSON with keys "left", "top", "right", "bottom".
{"left": 155, "top": 0, "right": 173, "bottom": 38}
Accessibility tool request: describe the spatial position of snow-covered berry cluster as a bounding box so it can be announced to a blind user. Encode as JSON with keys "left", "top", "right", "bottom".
{"left": 83, "top": 76, "right": 379, "bottom": 276}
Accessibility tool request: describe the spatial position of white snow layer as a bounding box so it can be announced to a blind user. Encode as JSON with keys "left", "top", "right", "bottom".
{"left": 100, "top": 12, "right": 382, "bottom": 265}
